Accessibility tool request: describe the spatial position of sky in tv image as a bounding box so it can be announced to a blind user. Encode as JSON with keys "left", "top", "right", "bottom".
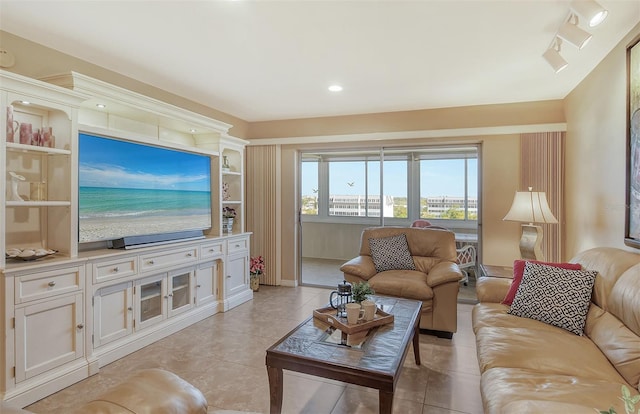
{"left": 78, "top": 133, "right": 212, "bottom": 242}
{"left": 79, "top": 134, "right": 210, "bottom": 192}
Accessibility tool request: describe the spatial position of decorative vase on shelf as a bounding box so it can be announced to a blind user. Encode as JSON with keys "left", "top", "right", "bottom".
{"left": 222, "top": 155, "right": 231, "bottom": 172}
{"left": 250, "top": 274, "right": 260, "bottom": 292}
{"left": 222, "top": 217, "right": 234, "bottom": 233}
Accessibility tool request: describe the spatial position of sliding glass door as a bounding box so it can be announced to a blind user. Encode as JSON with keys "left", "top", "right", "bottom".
{"left": 299, "top": 145, "right": 480, "bottom": 288}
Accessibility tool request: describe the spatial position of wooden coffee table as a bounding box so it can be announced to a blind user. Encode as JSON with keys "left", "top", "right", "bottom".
{"left": 265, "top": 296, "right": 422, "bottom": 414}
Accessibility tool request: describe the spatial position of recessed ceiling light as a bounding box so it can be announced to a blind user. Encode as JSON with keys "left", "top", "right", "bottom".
{"left": 328, "top": 85, "right": 343, "bottom": 92}
{"left": 96, "top": 103, "right": 106, "bottom": 109}
{"left": 189, "top": 128, "right": 197, "bottom": 133}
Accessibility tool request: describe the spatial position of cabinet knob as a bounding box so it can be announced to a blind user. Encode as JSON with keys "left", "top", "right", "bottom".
{"left": 127, "top": 307, "right": 133, "bottom": 311}
{"left": 209, "top": 249, "right": 215, "bottom": 252}
{"left": 164, "top": 295, "right": 169, "bottom": 299}
{"left": 77, "top": 324, "right": 84, "bottom": 329}
{"left": 226, "top": 275, "right": 231, "bottom": 279}
{"left": 235, "top": 244, "right": 240, "bottom": 248}
{"left": 113, "top": 266, "right": 119, "bottom": 272}
{"left": 148, "top": 260, "right": 155, "bottom": 265}
{"left": 168, "top": 293, "right": 173, "bottom": 297}
{"left": 48, "top": 281, "right": 56, "bottom": 287}
{"left": 196, "top": 284, "right": 202, "bottom": 288}
{"left": 186, "top": 253, "right": 193, "bottom": 257}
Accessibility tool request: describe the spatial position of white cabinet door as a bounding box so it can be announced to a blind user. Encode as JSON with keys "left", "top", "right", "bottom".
{"left": 15, "top": 293, "right": 84, "bottom": 382}
{"left": 93, "top": 281, "right": 133, "bottom": 348}
{"left": 135, "top": 274, "right": 166, "bottom": 331}
{"left": 195, "top": 260, "right": 219, "bottom": 306}
{"left": 226, "top": 252, "right": 248, "bottom": 298}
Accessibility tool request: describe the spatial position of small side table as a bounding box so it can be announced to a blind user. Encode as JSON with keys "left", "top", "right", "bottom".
{"left": 479, "top": 264, "right": 513, "bottom": 279}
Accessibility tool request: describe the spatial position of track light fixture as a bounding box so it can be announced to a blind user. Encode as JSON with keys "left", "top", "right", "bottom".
{"left": 571, "top": 0, "right": 608, "bottom": 27}
{"left": 558, "top": 14, "right": 592, "bottom": 49}
{"left": 543, "top": 1, "right": 607, "bottom": 73}
{"left": 543, "top": 38, "right": 569, "bottom": 73}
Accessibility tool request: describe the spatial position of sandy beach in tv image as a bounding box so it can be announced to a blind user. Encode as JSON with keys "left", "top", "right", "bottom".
{"left": 79, "top": 134, "right": 212, "bottom": 243}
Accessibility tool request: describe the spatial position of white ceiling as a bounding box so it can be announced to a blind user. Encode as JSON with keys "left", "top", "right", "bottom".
{"left": 1, "top": 1, "right": 639, "bottom": 122}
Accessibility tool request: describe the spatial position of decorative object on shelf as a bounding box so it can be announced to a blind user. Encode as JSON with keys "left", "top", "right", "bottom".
{"left": 329, "top": 280, "right": 352, "bottom": 318}
{"left": 503, "top": 187, "right": 558, "bottom": 261}
{"left": 222, "top": 155, "right": 231, "bottom": 172}
{"left": 222, "top": 206, "right": 236, "bottom": 233}
{"left": 249, "top": 255, "right": 264, "bottom": 292}
{"left": 19, "top": 122, "right": 32, "bottom": 145}
{"left": 351, "top": 281, "right": 374, "bottom": 304}
{"left": 9, "top": 171, "right": 25, "bottom": 201}
{"left": 5, "top": 248, "right": 57, "bottom": 261}
{"left": 30, "top": 181, "right": 47, "bottom": 201}
{"left": 6, "top": 105, "right": 16, "bottom": 142}
{"left": 222, "top": 182, "right": 230, "bottom": 201}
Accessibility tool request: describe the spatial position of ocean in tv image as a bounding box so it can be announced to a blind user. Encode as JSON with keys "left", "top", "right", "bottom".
{"left": 79, "top": 133, "right": 212, "bottom": 243}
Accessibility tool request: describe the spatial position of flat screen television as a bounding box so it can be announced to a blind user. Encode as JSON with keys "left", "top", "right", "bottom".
{"left": 78, "top": 132, "right": 212, "bottom": 244}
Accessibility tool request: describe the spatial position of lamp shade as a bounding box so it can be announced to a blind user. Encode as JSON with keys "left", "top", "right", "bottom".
{"left": 503, "top": 191, "right": 558, "bottom": 224}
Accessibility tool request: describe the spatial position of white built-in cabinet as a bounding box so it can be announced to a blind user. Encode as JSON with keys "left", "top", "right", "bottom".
{"left": 1, "top": 70, "right": 252, "bottom": 407}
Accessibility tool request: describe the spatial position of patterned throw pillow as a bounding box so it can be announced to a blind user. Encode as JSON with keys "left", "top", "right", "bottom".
{"left": 501, "top": 260, "right": 583, "bottom": 305}
{"left": 368, "top": 234, "right": 416, "bottom": 273}
{"left": 508, "top": 262, "right": 597, "bottom": 335}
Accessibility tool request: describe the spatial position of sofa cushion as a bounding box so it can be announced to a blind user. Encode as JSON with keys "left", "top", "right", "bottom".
{"left": 584, "top": 303, "right": 640, "bottom": 391}
{"left": 501, "top": 260, "right": 582, "bottom": 305}
{"left": 472, "top": 303, "right": 566, "bottom": 335}
{"left": 368, "top": 234, "right": 416, "bottom": 272}
{"left": 508, "top": 262, "right": 597, "bottom": 335}
{"left": 475, "top": 326, "right": 625, "bottom": 382}
{"left": 368, "top": 270, "right": 433, "bottom": 301}
{"left": 481, "top": 367, "right": 635, "bottom": 414}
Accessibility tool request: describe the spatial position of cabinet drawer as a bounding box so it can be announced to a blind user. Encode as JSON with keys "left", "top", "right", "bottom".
{"left": 15, "top": 266, "right": 84, "bottom": 304}
{"left": 93, "top": 257, "right": 137, "bottom": 283}
{"left": 227, "top": 238, "right": 248, "bottom": 254}
{"left": 201, "top": 241, "right": 224, "bottom": 259}
{"left": 140, "top": 247, "right": 198, "bottom": 272}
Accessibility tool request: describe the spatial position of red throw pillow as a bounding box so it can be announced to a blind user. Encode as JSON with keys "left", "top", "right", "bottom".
{"left": 501, "top": 260, "right": 583, "bottom": 305}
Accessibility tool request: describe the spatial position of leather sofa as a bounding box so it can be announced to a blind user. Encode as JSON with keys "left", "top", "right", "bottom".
{"left": 473, "top": 247, "right": 640, "bottom": 413}
{"left": 340, "top": 226, "right": 463, "bottom": 336}
{"left": 3, "top": 369, "right": 208, "bottom": 413}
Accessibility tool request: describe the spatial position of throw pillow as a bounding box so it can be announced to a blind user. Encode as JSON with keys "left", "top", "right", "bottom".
{"left": 501, "top": 260, "right": 582, "bottom": 305}
{"left": 508, "top": 262, "right": 597, "bottom": 335}
{"left": 368, "top": 234, "right": 416, "bottom": 273}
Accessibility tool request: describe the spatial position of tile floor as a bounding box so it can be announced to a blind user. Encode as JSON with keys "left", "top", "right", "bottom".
{"left": 26, "top": 286, "right": 482, "bottom": 414}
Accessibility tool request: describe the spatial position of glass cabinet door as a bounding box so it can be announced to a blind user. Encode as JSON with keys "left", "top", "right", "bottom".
{"left": 168, "top": 268, "right": 194, "bottom": 317}
{"left": 137, "top": 275, "right": 165, "bottom": 329}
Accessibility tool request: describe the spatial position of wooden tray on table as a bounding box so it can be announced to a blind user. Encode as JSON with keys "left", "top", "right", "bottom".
{"left": 313, "top": 305, "right": 394, "bottom": 335}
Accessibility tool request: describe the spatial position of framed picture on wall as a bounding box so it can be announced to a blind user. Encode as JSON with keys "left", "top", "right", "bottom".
{"left": 625, "top": 35, "right": 640, "bottom": 249}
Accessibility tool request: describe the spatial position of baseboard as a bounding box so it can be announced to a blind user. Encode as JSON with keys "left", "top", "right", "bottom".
{"left": 279, "top": 279, "right": 298, "bottom": 287}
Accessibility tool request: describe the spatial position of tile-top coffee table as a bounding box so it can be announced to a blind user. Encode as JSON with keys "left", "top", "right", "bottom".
{"left": 266, "top": 296, "right": 422, "bottom": 414}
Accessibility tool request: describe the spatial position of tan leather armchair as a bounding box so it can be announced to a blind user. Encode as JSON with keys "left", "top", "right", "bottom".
{"left": 340, "top": 226, "right": 463, "bottom": 337}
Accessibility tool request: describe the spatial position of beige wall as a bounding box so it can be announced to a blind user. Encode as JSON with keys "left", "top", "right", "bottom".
{"left": 564, "top": 22, "right": 640, "bottom": 259}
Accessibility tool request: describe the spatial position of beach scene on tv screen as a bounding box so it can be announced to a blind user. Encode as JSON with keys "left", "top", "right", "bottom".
{"left": 79, "top": 134, "right": 212, "bottom": 243}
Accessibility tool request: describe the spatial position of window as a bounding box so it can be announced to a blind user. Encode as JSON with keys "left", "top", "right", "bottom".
{"left": 301, "top": 146, "right": 478, "bottom": 225}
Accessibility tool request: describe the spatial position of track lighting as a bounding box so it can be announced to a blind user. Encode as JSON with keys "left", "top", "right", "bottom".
{"left": 558, "top": 14, "right": 592, "bottom": 49}
{"left": 571, "top": 0, "right": 608, "bottom": 27}
{"left": 543, "top": 38, "right": 569, "bottom": 73}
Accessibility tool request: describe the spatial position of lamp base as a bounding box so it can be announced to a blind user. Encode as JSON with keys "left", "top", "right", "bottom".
{"left": 519, "top": 224, "right": 545, "bottom": 261}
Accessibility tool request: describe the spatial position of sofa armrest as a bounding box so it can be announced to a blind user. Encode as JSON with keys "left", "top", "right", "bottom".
{"left": 476, "top": 276, "right": 512, "bottom": 303}
{"left": 340, "top": 256, "right": 377, "bottom": 281}
{"left": 426, "top": 261, "right": 463, "bottom": 287}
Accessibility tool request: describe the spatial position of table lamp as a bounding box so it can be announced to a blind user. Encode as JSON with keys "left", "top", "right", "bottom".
{"left": 503, "top": 188, "right": 557, "bottom": 261}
